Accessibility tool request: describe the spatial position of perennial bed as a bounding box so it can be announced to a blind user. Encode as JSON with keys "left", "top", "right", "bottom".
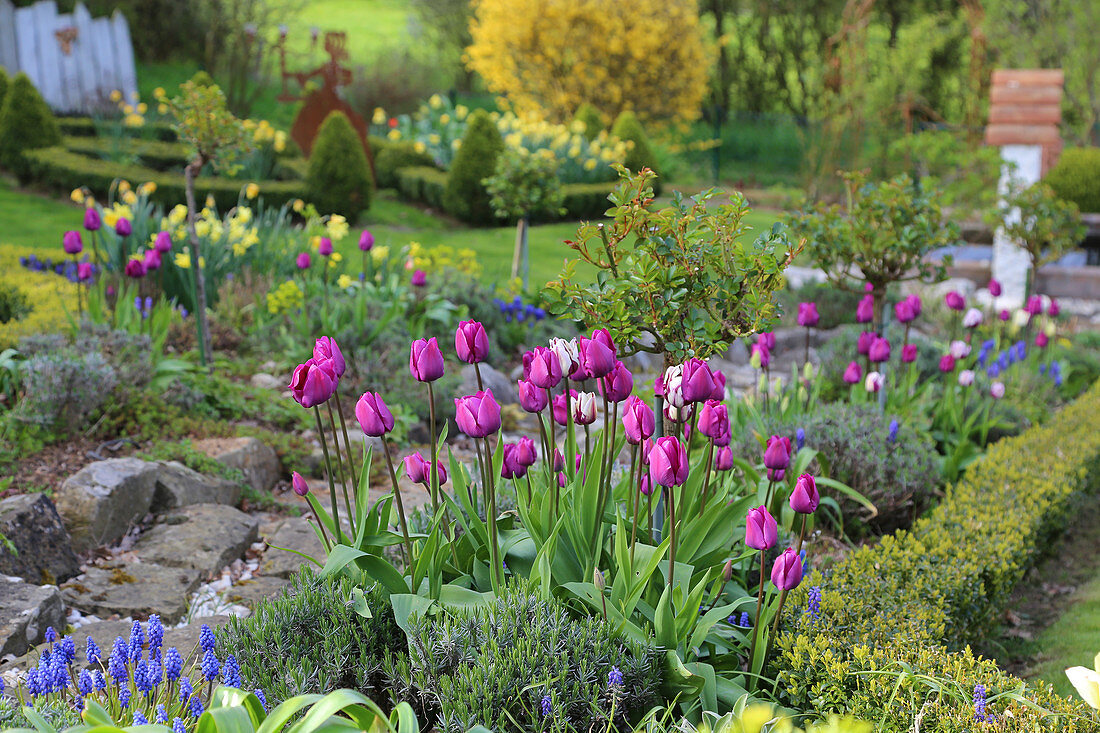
{"left": 778, "top": 380, "right": 1100, "bottom": 731}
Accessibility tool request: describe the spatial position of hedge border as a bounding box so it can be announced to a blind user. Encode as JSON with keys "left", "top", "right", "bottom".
{"left": 57, "top": 116, "right": 177, "bottom": 142}
{"left": 24, "top": 146, "right": 307, "bottom": 212}
{"left": 777, "top": 381, "right": 1100, "bottom": 731}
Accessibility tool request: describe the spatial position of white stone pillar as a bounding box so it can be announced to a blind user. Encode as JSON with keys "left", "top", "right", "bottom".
{"left": 991, "top": 144, "right": 1043, "bottom": 309}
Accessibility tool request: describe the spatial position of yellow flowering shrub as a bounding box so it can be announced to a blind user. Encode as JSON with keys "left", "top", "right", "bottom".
{"left": 265, "top": 279, "right": 304, "bottom": 315}
{"left": 406, "top": 241, "right": 481, "bottom": 278}
{"left": 466, "top": 0, "right": 711, "bottom": 125}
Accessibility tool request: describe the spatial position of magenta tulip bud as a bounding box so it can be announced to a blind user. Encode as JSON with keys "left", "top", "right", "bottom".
{"left": 757, "top": 332, "right": 776, "bottom": 351}
{"left": 124, "top": 258, "right": 145, "bottom": 278}
{"left": 763, "top": 434, "right": 791, "bottom": 471}
{"left": 939, "top": 354, "right": 956, "bottom": 373}
{"left": 988, "top": 278, "right": 1002, "bottom": 297}
{"left": 856, "top": 331, "right": 875, "bottom": 356}
{"left": 648, "top": 436, "right": 689, "bottom": 487}
{"left": 714, "top": 446, "right": 734, "bottom": 472}
{"left": 572, "top": 392, "right": 597, "bottom": 425}
{"left": 155, "top": 230, "right": 173, "bottom": 253}
{"left": 575, "top": 335, "right": 614, "bottom": 379}
{"left": 411, "top": 269, "right": 427, "bottom": 287}
{"left": 403, "top": 451, "right": 447, "bottom": 486}
{"left": 77, "top": 262, "right": 93, "bottom": 282}
{"left": 359, "top": 230, "right": 374, "bottom": 251}
{"left": 901, "top": 344, "right": 917, "bottom": 363}
{"left": 454, "top": 389, "right": 502, "bottom": 438}
{"left": 83, "top": 207, "right": 101, "bottom": 231}
{"left": 621, "top": 395, "right": 654, "bottom": 445}
{"left": 318, "top": 237, "right": 333, "bottom": 256}
{"left": 553, "top": 448, "right": 565, "bottom": 472}
{"left": 770, "top": 547, "right": 803, "bottom": 591}
{"left": 296, "top": 252, "right": 311, "bottom": 269}
{"left": 355, "top": 391, "right": 395, "bottom": 436}
{"left": 868, "top": 337, "right": 890, "bottom": 363}
{"left": 517, "top": 379, "right": 548, "bottom": 413}
{"left": 710, "top": 370, "right": 727, "bottom": 401}
{"left": 409, "top": 337, "right": 445, "bottom": 382}
{"left": 1025, "top": 295, "right": 1042, "bottom": 316}
{"left": 291, "top": 471, "right": 309, "bottom": 497}
{"left": 999, "top": 309, "right": 1010, "bottom": 322}
{"left": 843, "top": 361, "right": 862, "bottom": 384}
{"left": 681, "top": 358, "right": 717, "bottom": 403}
{"left": 1048, "top": 298, "right": 1060, "bottom": 317}
{"left": 790, "top": 474, "right": 819, "bottom": 514}
{"left": 599, "top": 360, "right": 633, "bottom": 403}
{"left": 289, "top": 358, "right": 338, "bottom": 408}
{"left": 115, "top": 218, "right": 132, "bottom": 237}
{"left": 143, "top": 248, "right": 162, "bottom": 271}
{"left": 894, "top": 298, "right": 916, "bottom": 324}
{"left": 745, "top": 506, "right": 778, "bottom": 550}
{"left": 313, "top": 336, "right": 346, "bottom": 377}
{"left": 797, "top": 302, "right": 819, "bottom": 328}
{"left": 990, "top": 381, "right": 1005, "bottom": 399}
{"left": 501, "top": 443, "right": 527, "bottom": 480}
{"left": 515, "top": 436, "right": 537, "bottom": 467}
{"left": 455, "top": 320, "right": 489, "bottom": 364}
{"left": 906, "top": 294, "right": 922, "bottom": 316}
{"left": 557, "top": 471, "right": 567, "bottom": 488}
{"left": 528, "top": 346, "right": 563, "bottom": 389}
{"left": 591, "top": 328, "right": 615, "bottom": 355}
{"left": 63, "top": 230, "right": 83, "bottom": 255}
{"left": 945, "top": 291, "right": 965, "bottom": 311}
{"left": 696, "top": 400, "right": 730, "bottom": 443}
{"left": 638, "top": 472, "right": 653, "bottom": 496}
{"left": 856, "top": 294, "right": 874, "bottom": 323}
{"left": 551, "top": 390, "right": 575, "bottom": 427}
{"left": 750, "top": 343, "right": 770, "bottom": 369}
{"left": 1035, "top": 331, "right": 1049, "bottom": 348}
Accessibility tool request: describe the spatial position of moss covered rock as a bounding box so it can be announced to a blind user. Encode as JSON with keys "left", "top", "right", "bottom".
{"left": 442, "top": 109, "right": 504, "bottom": 225}
{"left": 0, "top": 73, "right": 62, "bottom": 183}
{"left": 306, "top": 111, "right": 372, "bottom": 220}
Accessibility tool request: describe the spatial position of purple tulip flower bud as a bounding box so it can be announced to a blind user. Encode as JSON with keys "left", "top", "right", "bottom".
{"left": 621, "top": 395, "right": 654, "bottom": 445}
{"left": 115, "top": 218, "right": 132, "bottom": 237}
{"left": 455, "top": 320, "right": 490, "bottom": 364}
{"left": 901, "top": 344, "right": 917, "bottom": 363}
{"left": 318, "top": 237, "right": 333, "bottom": 256}
{"left": 355, "top": 391, "right": 395, "bottom": 436}
{"left": 296, "top": 252, "right": 311, "bottom": 269}
{"left": 63, "top": 230, "right": 83, "bottom": 255}
{"left": 763, "top": 435, "right": 791, "bottom": 471}
{"left": 696, "top": 400, "right": 730, "bottom": 444}
{"left": 411, "top": 269, "right": 427, "bottom": 287}
{"left": 945, "top": 291, "right": 965, "bottom": 311}
{"left": 409, "top": 337, "right": 445, "bottom": 382}
{"left": 868, "top": 337, "right": 891, "bottom": 363}
{"left": 291, "top": 472, "right": 309, "bottom": 496}
{"left": 454, "top": 389, "right": 502, "bottom": 438}
{"left": 648, "top": 436, "right": 689, "bottom": 487}
{"left": 770, "top": 547, "right": 804, "bottom": 590}
{"left": 857, "top": 331, "right": 875, "bottom": 356}
{"left": 155, "top": 231, "right": 173, "bottom": 253}
{"left": 124, "top": 258, "right": 145, "bottom": 278}
{"left": 714, "top": 446, "right": 734, "bottom": 471}
{"left": 577, "top": 334, "right": 616, "bottom": 379}
{"left": 797, "top": 302, "right": 819, "bottom": 327}
{"left": 843, "top": 361, "right": 862, "bottom": 384}
{"left": 528, "top": 346, "right": 563, "bottom": 389}
{"left": 790, "top": 474, "right": 819, "bottom": 514}
{"left": 289, "top": 358, "right": 337, "bottom": 408}
{"left": 314, "top": 336, "right": 346, "bottom": 377}
{"left": 599, "top": 360, "right": 633, "bottom": 403}
{"left": 745, "top": 506, "right": 778, "bottom": 550}
{"left": 681, "top": 358, "right": 717, "bottom": 403}
{"left": 988, "top": 278, "right": 1002, "bottom": 297}
{"left": 359, "top": 230, "right": 374, "bottom": 251}
{"left": 518, "top": 379, "right": 548, "bottom": 413}
{"left": 856, "top": 294, "right": 874, "bottom": 323}
{"left": 84, "top": 207, "right": 101, "bottom": 231}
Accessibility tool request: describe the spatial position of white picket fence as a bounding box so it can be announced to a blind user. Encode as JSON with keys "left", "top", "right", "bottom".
{"left": 0, "top": 0, "right": 137, "bottom": 113}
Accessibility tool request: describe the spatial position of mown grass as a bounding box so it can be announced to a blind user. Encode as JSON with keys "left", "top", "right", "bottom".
{"left": 1030, "top": 574, "right": 1100, "bottom": 700}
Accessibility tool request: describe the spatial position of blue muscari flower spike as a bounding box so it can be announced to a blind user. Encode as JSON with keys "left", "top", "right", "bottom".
{"left": 50, "top": 652, "right": 69, "bottom": 691}
{"left": 740, "top": 611, "right": 751, "bottom": 627}
{"left": 199, "top": 624, "right": 215, "bottom": 654}
{"left": 135, "top": 659, "right": 151, "bottom": 694}
{"left": 133, "top": 710, "right": 149, "bottom": 725}
{"left": 44, "top": 627, "right": 57, "bottom": 643}
{"left": 0, "top": 676, "right": 5, "bottom": 696}
{"left": 74, "top": 697, "right": 84, "bottom": 713}
{"left": 173, "top": 718, "right": 187, "bottom": 733}
{"left": 608, "top": 666, "right": 623, "bottom": 686}
{"left": 973, "top": 683, "right": 991, "bottom": 722}
{"left": 887, "top": 419, "right": 899, "bottom": 444}
{"left": 540, "top": 694, "right": 552, "bottom": 717}
{"left": 78, "top": 670, "right": 93, "bottom": 695}
{"left": 25, "top": 668, "right": 40, "bottom": 697}
{"left": 254, "top": 689, "right": 267, "bottom": 712}
{"left": 1039, "top": 363, "right": 1046, "bottom": 374}
{"left": 222, "top": 655, "right": 241, "bottom": 688}
{"left": 60, "top": 635, "right": 76, "bottom": 663}
{"left": 148, "top": 615, "right": 164, "bottom": 654}
{"left": 156, "top": 705, "right": 168, "bottom": 723}
{"left": 987, "top": 363, "right": 1001, "bottom": 378}
{"left": 800, "top": 548, "right": 809, "bottom": 575}
{"left": 178, "top": 678, "right": 194, "bottom": 705}
{"left": 86, "top": 637, "right": 101, "bottom": 664}
{"left": 148, "top": 657, "right": 162, "bottom": 688}
{"left": 109, "top": 637, "right": 128, "bottom": 685}
{"left": 94, "top": 670, "right": 106, "bottom": 692}
{"left": 796, "top": 428, "right": 805, "bottom": 451}
{"left": 806, "top": 586, "right": 822, "bottom": 622}
{"left": 128, "top": 620, "right": 144, "bottom": 661}
{"left": 165, "top": 647, "right": 183, "bottom": 681}
{"left": 190, "top": 695, "right": 204, "bottom": 717}
{"left": 201, "top": 649, "right": 219, "bottom": 682}
{"left": 119, "top": 688, "right": 131, "bottom": 709}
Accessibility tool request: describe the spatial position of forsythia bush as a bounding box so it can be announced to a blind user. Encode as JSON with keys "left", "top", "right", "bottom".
{"left": 466, "top": 0, "right": 711, "bottom": 126}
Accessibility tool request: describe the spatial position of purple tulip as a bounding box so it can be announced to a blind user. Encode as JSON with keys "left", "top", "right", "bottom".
{"left": 318, "top": 237, "right": 333, "bottom": 256}
{"left": 894, "top": 298, "right": 917, "bottom": 324}
{"left": 901, "top": 344, "right": 917, "bottom": 363}
{"left": 155, "top": 231, "right": 173, "bottom": 253}
{"left": 1035, "top": 331, "right": 1049, "bottom": 348}
{"left": 115, "top": 218, "right": 132, "bottom": 237}
{"left": 289, "top": 358, "right": 338, "bottom": 408}
{"left": 714, "top": 446, "right": 734, "bottom": 471}
{"left": 455, "top": 320, "right": 489, "bottom": 364}
{"left": 763, "top": 435, "right": 791, "bottom": 471}
{"left": 1048, "top": 298, "right": 1060, "bottom": 317}
{"left": 591, "top": 328, "right": 616, "bottom": 355}
{"left": 750, "top": 343, "right": 770, "bottom": 369}
{"left": 770, "top": 547, "right": 803, "bottom": 591}
{"left": 621, "top": 395, "right": 654, "bottom": 445}
{"left": 143, "top": 249, "right": 162, "bottom": 271}
{"left": 409, "top": 337, "right": 445, "bottom": 382}
{"left": 745, "top": 506, "right": 778, "bottom": 550}
{"left": 999, "top": 309, "right": 1010, "bottom": 322}
{"left": 528, "top": 346, "right": 563, "bottom": 389}
{"left": 865, "top": 371, "right": 884, "bottom": 393}
{"left": 797, "top": 302, "right": 819, "bottom": 328}
{"left": 514, "top": 436, "right": 537, "bottom": 467}
{"left": 355, "top": 391, "right": 395, "bottom": 436}
{"left": 638, "top": 472, "right": 653, "bottom": 495}
{"left": 124, "top": 258, "right": 145, "bottom": 279}
{"left": 868, "top": 337, "right": 891, "bottom": 363}
{"left": 454, "top": 389, "right": 502, "bottom": 438}
{"left": 313, "top": 336, "right": 346, "bottom": 377}
{"left": 599, "top": 360, "right": 633, "bottom": 403}
{"left": 648, "top": 436, "right": 689, "bottom": 487}
{"left": 411, "top": 269, "right": 427, "bottom": 287}
{"left": 359, "top": 230, "right": 374, "bottom": 251}
{"left": 1025, "top": 295, "right": 1042, "bottom": 316}
{"left": 63, "top": 230, "right": 83, "bottom": 255}
{"left": 296, "top": 252, "right": 311, "bottom": 269}
{"left": 843, "top": 361, "right": 862, "bottom": 384}
{"left": 856, "top": 331, "right": 875, "bottom": 356}
{"left": 77, "top": 262, "right": 93, "bottom": 281}
{"left": 856, "top": 294, "right": 874, "bottom": 323}
{"left": 988, "top": 279, "right": 1002, "bottom": 297}
{"left": 517, "top": 378, "right": 548, "bottom": 413}
{"left": 938, "top": 354, "right": 956, "bottom": 373}
{"left": 710, "top": 370, "right": 727, "bottom": 401}
{"left": 790, "top": 474, "right": 819, "bottom": 514}
{"left": 403, "top": 451, "right": 447, "bottom": 486}
{"left": 680, "top": 358, "right": 717, "bottom": 403}
{"left": 501, "top": 443, "right": 526, "bottom": 479}
{"left": 577, "top": 334, "right": 616, "bottom": 379}
{"left": 83, "top": 207, "right": 101, "bottom": 231}
{"left": 906, "top": 294, "right": 923, "bottom": 317}
{"left": 945, "top": 291, "right": 965, "bottom": 311}
{"left": 696, "top": 400, "right": 730, "bottom": 444}
{"left": 757, "top": 332, "right": 776, "bottom": 351}
{"left": 551, "top": 390, "right": 575, "bottom": 427}
{"left": 291, "top": 472, "right": 309, "bottom": 497}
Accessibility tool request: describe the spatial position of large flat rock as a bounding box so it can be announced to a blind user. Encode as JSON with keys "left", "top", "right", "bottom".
{"left": 151, "top": 461, "right": 241, "bottom": 512}
{"left": 60, "top": 562, "right": 201, "bottom": 624}
{"left": 0, "top": 493, "right": 80, "bottom": 584}
{"left": 192, "top": 437, "right": 280, "bottom": 494}
{"left": 259, "top": 517, "right": 325, "bottom": 579}
{"left": 55, "top": 458, "right": 159, "bottom": 552}
{"left": 0, "top": 577, "right": 66, "bottom": 659}
{"left": 222, "top": 576, "right": 290, "bottom": 609}
{"left": 134, "top": 504, "right": 259, "bottom": 576}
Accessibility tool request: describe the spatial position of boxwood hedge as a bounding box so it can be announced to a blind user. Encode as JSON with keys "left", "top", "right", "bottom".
{"left": 777, "top": 381, "right": 1100, "bottom": 731}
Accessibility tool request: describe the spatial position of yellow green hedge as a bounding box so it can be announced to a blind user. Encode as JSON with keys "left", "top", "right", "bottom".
{"left": 777, "top": 381, "right": 1100, "bottom": 731}
{"left": 0, "top": 245, "right": 78, "bottom": 349}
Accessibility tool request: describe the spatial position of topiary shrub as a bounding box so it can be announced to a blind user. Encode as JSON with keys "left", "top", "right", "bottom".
{"left": 374, "top": 140, "right": 436, "bottom": 189}
{"left": 610, "top": 110, "right": 660, "bottom": 193}
{"left": 573, "top": 102, "right": 604, "bottom": 141}
{"left": 0, "top": 283, "right": 31, "bottom": 325}
{"left": 1045, "top": 147, "right": 1100, "bottom": 214}
{"left": 442, "top": 108, "right": 503, "bottom": 224}
{"left": 215, "top": 567, "right": 406, "bottom": 708}
{"left": 306, "top": 111, "right": 373, "bottom": 220}
{"left": 385, "top": 581, "right": 663, "bottom": 732}
{"left": 0, "top": 67, "right": 9, "bottom": 111}
{"left": 0, "top": 72, "right": 62, "bottom": 183}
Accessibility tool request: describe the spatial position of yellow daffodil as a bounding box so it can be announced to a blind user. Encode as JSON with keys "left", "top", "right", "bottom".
{"left": 70, "top": 189, "right": 85, "bottom": 204}
{"left": 122, "top": 190, "right": 138, "bottom": 205}
{"left": 429, "top": 93, "right": 443, "bottom": 109}
{"left": 103, "top": 210, "right": 119, "bottom": 228}
{"left": 109, "top": 89, "right": 122, "bottom": 102}
{"left": 245, "top": 183, "right": 260, "bottom": 199}
{"left": 387, "top": 129, "right": 401, "bottom": 141}
{"left": 117, "top": 180, "right": 131, "bottom": 194}
{"left": 371, "top": 245, "right": 389, "bottom": 264}
{"left": 1067, "top": 654, "right": 1100, "bottom": 710}
{"left": 274, "top": 130, "right": 287, "bottom": 152}
{"left": 138, "top": 181, "right": 157, "bottom": 196}
{"left": 329, "top": 252, "right": 343, "bottom": 263}
{"left": 455, "top": 104, "right": 468, "bottom": 120}
{"left": 157, "top": 103, "right": 168, "bottom": 115}
{"left": 337, "top": 274, "right": 353, "bottom": 289}
{"left": 326, "top": 214, "right": 348, "bottom": 241}
{"left": 153, "top": 86, "right": 165, "bottom": 99}
{"left": 413, "top": 141, "right": 426, "bottom": 153}
{"left": 205, "top": 195, "right": 215, "bottom": 209}
{"left": 439, "top": 113, "right": 450, "bottom": 125}
{"left": 372, "top": 107, "right": 386, "bottom": 124}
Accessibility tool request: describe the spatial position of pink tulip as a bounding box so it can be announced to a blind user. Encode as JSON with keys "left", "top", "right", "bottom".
{"left": 901, "top": 344, "right": 917, "bottom": 363}
{"left": 638, "top": 472, "right": 653, "bottom": 495}
{"left": 770, "top": 547, "right": 803, "bottom": 591}
{"left": 648, "top": 436, "right": 689, "bottom": 487}
{"left": 1025, "top": 295, "right": 1042, "bottom": 316}
{"left": 403, "top": 451, "right": 448, "bottom": 486}
{"left": 411, "top": 269, "right": 427, "bottom": 287}
{"left": 359, "top": 230, "right": 374, "bottom": 251}
{"left": 528, "top": 346, "right": 563, "bottom": 389}
{"left": 999, "top": 309, "right": 1010, "bottom": 322}
{"left": 314, "top": 336, "right": 346, "bottom": 377}
{"left": 77, "top": 262, "right": 93, "bottom": 281}
{"left": 621, "top": 395, "right": 654, "bottom": 445}
{"left": 291, "top": 472, "right": 309, "bottom": 497}
{"left": 154, "top": 231, "right": 173, "bottom": 253}
{"left": 143, "top": 249, "right": 161, "bottom": 271}
{"left": 894, "top": 298, "right": 917, "bottom": 324}
{"left": 1048, "top": 298, "right": 1060, "bottom": 317}
{"left": 939, "top": 354, "right": 956, "bottom": 373}
{"left": 501, "top": 443, "right": 527, "bottom": 479}
{"left": 945, "top": 291, "right": 965, "bottom": 311}
{"left": 591, "top": 328, "right": 615, "bottom": 355}
{"left": 763, "top": 435, "right": 791, "bottom": 471}
{"left": 455, "top": 320, "right": 489, "bottom": 364}
{"left": 577, "top": 334, "right": 615, "bottom": 379}
{"left": 1035, "top": 331, "right": 1049, "bottom": 348}
{"left": 599, "top": 360, "right": 634, "bottom": 403}
{"left": 745, "top": 506, "right": 778, "bottom": 550}
{"left": 865, "top": 371, "right": 884, "bottom": 393}
{"left": 843, "top": 361, "right": 862, "bottom": 384}
{"left": 856, "top": 331, "right": 875, "bottom": 356}
{"left": 409, "top": 337, "right": 445, "bottom": 382}
{"left": 990, "top": 381, "right": 1005, "bottom": 399}
{"left": 868, "top": 337, "right": 891, "bottom": 363}
{"left": 856, "top": 294, "right": 874, "bottom": 323}
{"left": 318, "top": 237, "right": 333, "bottom": 256}
{"left": 750, "top": 343, "right": 770, "bottom": 369}
{"left": 988, "top": 279, "right": 1002, "bottom": 297}
{"left": 797, "top": 302, "right": 819, "bottom": 327}
{"left": 681, "top": 358, "right": 717, "bottom": 403}
{"left": 551, "top": 389, "right": 577, "bottom": 426}
{"left": 714, "top": 446, "right": 734, "bottom": 471}
{"left": 63, "top": 230, "right": 83, "bottom": 255}
{"left": 124, "top": 258, "right": 145, "bottom": 279}
{"left": 790, "top": 474, "right": 819, "bottom": 514}
{"left": 696, "top": 400, "right": 730, "bottom": 444}
{"left": 710, "top": 370, "right": 727, "bottom": 401}
{"left": 356, "top": 391, "right": 395, "bottom": 436}
{"left": 514, "top": 436, "right": 537, "bottom": 467}
{"left": 296, "top": 252, "right": 311, "bottom": 269}
{"left": 289, "top": 358, "right": 338, "bottom": 408}
{"left": 517, "top": 378, "right": 548, "bottom": 413}
{"left": 454, "top": 389, "right": 501, "bottom": 438}
{"left": 906, "top": 294, "right": 923, "bottom": 317}
{"left": 758, "top": 332, "right": 776, "bottom": 351}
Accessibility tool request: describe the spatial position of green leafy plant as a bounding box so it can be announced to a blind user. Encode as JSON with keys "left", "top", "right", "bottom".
{"left": 0, "top": 282, "right": 31, "bottom": 325}
{"left": 442, "top": 109, "right": 504, "bottom": 224}
{"left": 307, "top": 111, "right": 373, "bottom": 221}
{"left": 999, "top": 182, "right": 1086, "bottom": 295}
{"left": 1045, "top": 147, "right": 1100, "bottom": 214}
{"left": 0, "top": 72, "right": 62, "bottom": 182}
{"left": 611, "top": 110, "right": 660, "bottom": 191}
{"left": 484, "top": 148, "right": 565, "bottom": 222}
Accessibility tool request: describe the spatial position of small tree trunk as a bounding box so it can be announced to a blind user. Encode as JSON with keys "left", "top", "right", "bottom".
{"left": 184, "top": 160, "right": 214, "bottom": 367}
{"left": 872, "top": 284, "right": 886, "bottom": 336}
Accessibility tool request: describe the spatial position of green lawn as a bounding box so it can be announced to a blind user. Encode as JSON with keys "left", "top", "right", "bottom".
{"left": 1030, "top": 573, "right": 1100, "bottom": 699}
{"left": 0, "top": 178, "right": 73, "bottom": 252}
{"left": 284, "top": 0, "right": 413, "bottom": 63}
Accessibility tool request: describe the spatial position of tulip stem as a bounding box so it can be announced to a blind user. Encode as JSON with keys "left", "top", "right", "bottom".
{"left": 804, "top": 327, "right": 810, "bottom": 367}
{"left": 334, "top": 397, "right": 361, "bottom": 516}
{"left": 536, "top": 410, "right": 552, "bottom": 484}
{"left": 473, "top": 362, "right": 484, "bottom": 392}
{"left": 326, "top": 402, "right": 357, "bottom": 540}
{"left": 666, "top": 486, "right": 677, "bottom": 594}
{"left": 313, "top": 407, "right": 343, "bottom": 544}
{"left": 629, "top": 443, "right": 640, "bottom": 567}
{"left": 482, "top": 436, "right": 502, "bottom": 589}
{"left": 426, "top": 382, "right": 441, "bottom": 516}
{"left": 381, "top": 437, "right": 413, "bottom": 565}
{"left": 698, "top": 440, "right": 715, "bottom": 517}
{"left": 749, "top": 551, "right": 766, "bottom": 677}
{"left": 564, "top": 381, "right": 577, "bottom": 481}
{"left": 767, "top": 515, "right": 810, "bottom": 658}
